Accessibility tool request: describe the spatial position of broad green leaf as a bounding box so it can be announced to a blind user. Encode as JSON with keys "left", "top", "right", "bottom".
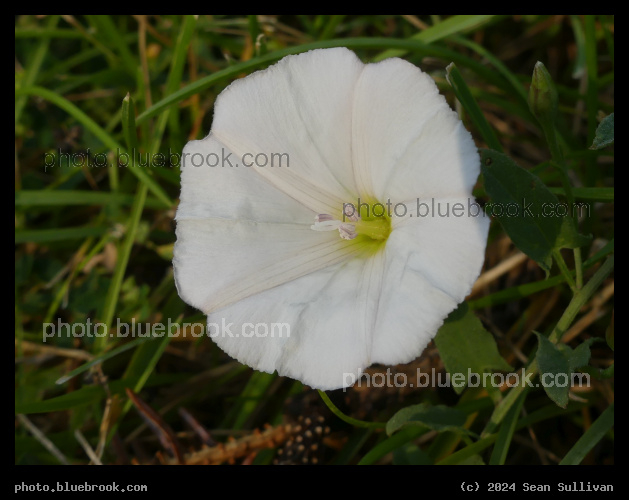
{"left": 537, "top": 334, "right": 599, "bottom": 408}
{"left": 481, "top": 149, "right": 590, "bottom": 274}
{"left": 386, "top": 403, "right": 469, "bottom": 436}
{"left": 549, "top": 187, "right": 614, "bottom": 202}
{"left": 590, "top": 113, "right": 614, "bottom": 150}
{"left": 434, "top": 303, "right": 512, "bottom": 395}
{"left": 556, "top": 216, "right": 592, "bottom": 250}
{"left": 535, "top": 332, "right": 571, "bottom": 408}
{"left": 582, "top": 364, "right": 614, "bottom": 380}
{"left": 563, "top": 338, "right": 597, "bottom": 371}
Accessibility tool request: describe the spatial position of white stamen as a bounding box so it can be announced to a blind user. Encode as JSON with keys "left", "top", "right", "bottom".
{"left": 311, "top": 213, "right": 357, "bottom": 240}
{"left": 314, "top": 214, "right": 335, "bottom": 223}
{"left": 338, "top": 223, "right": 357, "bottom": 240}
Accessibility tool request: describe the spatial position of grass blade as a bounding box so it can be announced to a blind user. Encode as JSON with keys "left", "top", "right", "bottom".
{"left": 446, "top": 63, "right": 503, "bottom": 152}
{"left": 559, "top": 403, "right": 614, "bottom": 465}
{"left": 489, "top": 389, "right": 528, "bottom": 464}
{"left": 96, "top": 183, "right": 147, "bottom": 352}
{"left": 374, "top": 15, "right": 497, "bottom": 61}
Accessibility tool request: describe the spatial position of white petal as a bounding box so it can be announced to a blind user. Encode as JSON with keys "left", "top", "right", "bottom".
{"left": 371, "top": 198, "right": 489, "bottom": 364}
{"left": 211, "top": 47, "right": 365, "bottom": 216}
{"left": 174, "top": 218, "right": 368, "bottom": 314}
{"left": 351, "top": 57, "right": 480, "bottom": 204}
{"left": 177, "top": 136, "right": 315, "bottom": 224}
{"left": 207, "top": 251, "right": 385, "bottom": 390}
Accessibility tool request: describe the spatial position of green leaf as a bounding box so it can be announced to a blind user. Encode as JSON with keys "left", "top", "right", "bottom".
{"left": 536, "top": 334, "right": 599, "bottom": 408}
{"left": 459, "top": 454, "right": 486, "bottom": 465}
{"left": 535, "top": 332, "right": 571, "bottom": 408}
{"left": 549, "top": 187, "right": 614, "bottom": 202}
{"left": 96, "top": 183, "right": 147, "bottom": 352}
{"left": 55, "top": 337, "right": 151, "bottom": 385}
{"left": 373, "top": 15, "right": 497, "bottom": 61}
{"left": 15, "top": 190, "right": 167, "bottom": 209}
{"left": 590, "top": 113, "right": 614, "bottom": 150}
{"left": 434, "top": 303, "right": 512, "bottom": 395}
{"left": 15, "top": 386, "right": 105, "bottom": 414}
{"left": 559, "top": 403, "right": 614, "bottom": 465}
{"left": 230, "top": 372, "right": 277, "bottom": 430}
{"left": 437, "top": 435, "right": 497, "bottom": 465}
{"left": 393, "top": 443, "right": 433, "bottom": 465}
{"left": 121, "top": 93, "right": 139, "bottom": 152}
{"left": 358, "top": 427, "right": 426, "bottom": 465}
{"left": 386, "top": 403, "right": 469, "bottom": 436}
{"left": 85, "top": 15, "right": 137, "bottom": 76}
{"left": 118, "top": 333, "right": 171, "bottom": 417}
{"left": 563, "top": 338, "right": 597, "bottom": 371}
{"left": 489, "top": 390, "right": 527, "bottom": 464}
{"left": 556, "top": 216, "right": 592, "bottom": 250}
{"left": 481, "top": 149, "right": 590, "bottom": 275}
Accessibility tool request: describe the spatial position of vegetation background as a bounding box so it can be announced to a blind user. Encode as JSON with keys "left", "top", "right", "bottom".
{"left": 15, "top": 15, "right": 613, "bottom": 466}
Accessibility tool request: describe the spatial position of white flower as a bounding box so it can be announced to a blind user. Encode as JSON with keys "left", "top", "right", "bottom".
{"left": 173, "top": 48, "right": 489, "bottom": 390}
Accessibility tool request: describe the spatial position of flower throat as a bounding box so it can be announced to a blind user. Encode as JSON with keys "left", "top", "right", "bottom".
{"left": 311, "top": 200, "right": 391, "bottom": 242}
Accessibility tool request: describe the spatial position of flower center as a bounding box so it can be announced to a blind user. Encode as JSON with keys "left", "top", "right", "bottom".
{"left": 311, "top": 201, "right": 391, "bottom": 242}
